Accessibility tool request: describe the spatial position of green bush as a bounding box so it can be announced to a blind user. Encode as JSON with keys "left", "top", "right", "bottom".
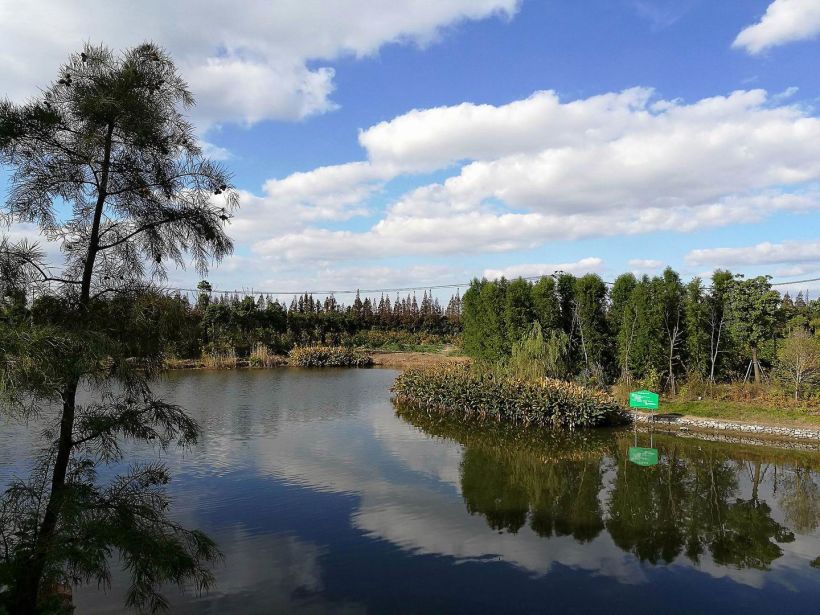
{"left": 288, "top": 345, "right": 373, "bottom": 367}
{"left": 392, "top": 364, "right": 628, "bottom": 430}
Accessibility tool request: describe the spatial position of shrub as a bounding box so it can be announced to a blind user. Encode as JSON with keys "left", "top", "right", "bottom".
{"left": 288, "top": 345, "right": 373, "bottom": 367}
{"left": 392, "top": 364, "right": 628, "bottom": 430}
{"left": 249, "top": 343, "right": 286, "bottom": 367}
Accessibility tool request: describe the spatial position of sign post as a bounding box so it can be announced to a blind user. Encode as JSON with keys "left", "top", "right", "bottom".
{"left": 628, "top": 390, "right": 659, "bottom": 467}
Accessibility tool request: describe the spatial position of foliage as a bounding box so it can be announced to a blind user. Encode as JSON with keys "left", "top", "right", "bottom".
{"left": 506, "top": 321, "right": 569, "bottom": 381}
{"left": 725, "top": 276, "right": 781, "bottom": 384}
{"left": 392, "top": 364, "right": 628, "bottom": 430}
{"left": 0, "top": 43, "right": 234, "bottom": 613}
{"left": 459, "top": 269, "right": 820, "bottom": 397}
{"left": 288, "top": 345, "right": 373, "bottom": 368}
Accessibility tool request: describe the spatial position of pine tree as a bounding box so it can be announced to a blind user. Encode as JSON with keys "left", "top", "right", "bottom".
{"left": 0, "top": 43, "right": 231, "bottom": 612}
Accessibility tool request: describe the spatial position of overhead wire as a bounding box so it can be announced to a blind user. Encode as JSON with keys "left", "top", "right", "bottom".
{"left": 160, "top": 274, "right": 820, "bottom": 298}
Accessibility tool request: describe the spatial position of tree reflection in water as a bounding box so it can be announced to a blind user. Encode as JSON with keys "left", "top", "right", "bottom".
{"left": 397, "top": 406, "right": 818, "bottom": 571}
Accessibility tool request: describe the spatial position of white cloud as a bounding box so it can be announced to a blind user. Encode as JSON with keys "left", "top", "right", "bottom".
{"left": 248, "top": 189, "right": 820, "bottom": 263}
{"left": 358, "top": 88, "right": 654, "bottom": 171}
{"left": 483, "top": 258, "right": 604, "bottom": 280}
{"left": 686, "top": 239, "right": 820, "bottom": 267}
{"left": 734, "top": 0, "right": 820, "bottom": 54}
{"left": 237, "top": 87, "right": 820, "bottom": 265}
{"left": 0, "top": 0, "right": 518, "bottom": 128}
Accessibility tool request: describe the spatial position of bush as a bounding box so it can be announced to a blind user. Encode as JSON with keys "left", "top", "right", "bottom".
{"left": 249, "top": 343, "right": 286, "bottom": 367}
{"left": 392, "top": 364, "right": 628, "bottom": 430}
{"left": 288, "top": 345, "right": 373, "bottom": 367}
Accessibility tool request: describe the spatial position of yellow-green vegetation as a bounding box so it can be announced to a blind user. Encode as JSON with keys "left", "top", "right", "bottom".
{"left": 288, "top": 345, "right": 373, "bottom": 367}
{"left": 613, "top": 379, "right": 820, "bottom": 426}
{"left": 249, "top": 343, "right": 285, "bottom": 367}
{"left": 202, "top": 348, "right": 238, "bottom": 369}
{"left": 392, "top": 364, "right": 628, "bottom": 429}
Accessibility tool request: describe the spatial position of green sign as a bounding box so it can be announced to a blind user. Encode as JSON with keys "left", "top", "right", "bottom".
{"left": 628, "top": 447, "right": 659, "bottom": 467}
{"left": 629, "top": 390, "right": 659, "bottom": 410}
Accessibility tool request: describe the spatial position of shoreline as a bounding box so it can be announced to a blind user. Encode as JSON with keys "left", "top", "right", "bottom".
{"left": 633, "top": 410, "right": 820, "bottom": 444}
{"left": 164, "top": 352, "right": 820, "bottom": 444}
{"left": 164, "top": 349, "right": 469, "bottom": 371}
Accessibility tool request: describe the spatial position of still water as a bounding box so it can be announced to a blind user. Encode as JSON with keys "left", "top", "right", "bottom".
{"left": 2, "top": 368, "right": 820, "bottom": 613}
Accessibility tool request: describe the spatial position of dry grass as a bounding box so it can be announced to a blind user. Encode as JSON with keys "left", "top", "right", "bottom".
{"left": 371, "top": 350, "right": 470, "bottom": 370}
{"left": 202, "top": 349, "right": 238, "bottom": 369}
{"left": 250, "top": 343, "right": 286, "bottom": 367}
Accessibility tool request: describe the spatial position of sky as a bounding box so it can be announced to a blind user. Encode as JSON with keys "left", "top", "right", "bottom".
{"left": 2, "top": 0, "right": 820, "bottom": 302}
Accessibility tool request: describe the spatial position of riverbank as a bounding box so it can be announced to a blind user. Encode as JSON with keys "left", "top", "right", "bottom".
{"left": 164, "top": 348, "right": 468, "bottom": 371}
{"left": 163, "top": 352, "right": 820, "bottom": 442}
{"left": 633, "top": 409, "right": 820, "bottom": 443}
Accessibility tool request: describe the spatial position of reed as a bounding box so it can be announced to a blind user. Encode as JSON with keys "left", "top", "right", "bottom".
{"left": 288, "top": 345, "right": 373, "bottom": 367}
{"left": 202, "top": 348, "right": 238, "bottom": 369}
{"left": 392, "top": 364, "right": 628, "bottom": 430}
{"left": 249, "top": 343, "right": 285, "bottom": 367}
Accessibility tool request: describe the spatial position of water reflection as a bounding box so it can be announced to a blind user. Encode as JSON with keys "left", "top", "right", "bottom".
{"left": 2, "top": 369, "right": 820, "bottom": 613}
{"left": 398, "top": 407, "right": 819, "bottom": 577}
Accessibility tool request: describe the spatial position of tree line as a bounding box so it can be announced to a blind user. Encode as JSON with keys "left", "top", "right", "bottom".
{"left": 180, "top": 284, "right": 463, "bottom": 355}
{"left": 462, "top": 269, "right": 820, "bottom": 394}
{"left": 1, "top": 280, "right": 464, "bottom": 358}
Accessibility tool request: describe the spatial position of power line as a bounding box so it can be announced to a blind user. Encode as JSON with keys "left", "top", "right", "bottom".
{"left": 770, "top": 276, "right": 820, "bottom": 287}
{"left": 162, "top": 274, "right": 820, "bottom": 297}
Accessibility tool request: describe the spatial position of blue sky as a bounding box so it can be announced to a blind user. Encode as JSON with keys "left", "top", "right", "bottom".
{"left": 3, "top": 0, "right": 820, "bottom": 301}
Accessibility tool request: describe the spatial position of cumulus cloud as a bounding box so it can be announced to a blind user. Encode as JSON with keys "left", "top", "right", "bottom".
{"left": 236, "top": 87, "right": 820, "bottom": 266}
{"left": 483, "top": 258, "right": 604, "bottom": 280}
{"left": 358, "top": 88, "right": 654, "bottom": 171}
{"left": 734, "top": 0, "right": 820, "bottom": 54}
{"left": 686, "top": 239, "right": 820, "bottom": 267}
{"left": 0, "top": 0, "right": 518, "bottom": 128}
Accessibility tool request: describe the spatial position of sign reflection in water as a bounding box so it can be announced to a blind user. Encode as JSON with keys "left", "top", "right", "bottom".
{"left": 2, "top": 369, "right": 819, "bottom": 614}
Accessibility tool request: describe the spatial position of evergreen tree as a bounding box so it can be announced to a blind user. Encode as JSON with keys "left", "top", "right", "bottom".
{"left": 708, "top": 270, "right": 734, "bottom": 382}
{"left": 0, "top": 43, "right": 232, "bottom": 612}
{"left": 659, "top": 267, "right": 686, "bottom": 394}
{"left": 573, "top": 274, "right": 610, "bottom": 377}
{"left": 531, "top": 276, "right": 561, "bottom": 331}
{"left": 684, "top": 278, "right": 710, "bottom": 379}
{"left": 608, "top": 273, "right": 637, "bottom": 342}
{"left": 504, "top": 277, "right": 535, "bottom": 348}
{"left": 726, "top": 276, "right": 781, "bottom": 383}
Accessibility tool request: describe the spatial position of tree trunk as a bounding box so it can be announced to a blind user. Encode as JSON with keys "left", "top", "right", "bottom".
{"left": 751, "top": 344, "right": 761, "bottom": 384}
{"left": 751, "top": 461, "right": 762, "bottom": 504}
{"left": 13, "top": 384, "right": 78, "bottom": 614}
{"left": 13, "top": 123, "right": 113, "bottom": 613}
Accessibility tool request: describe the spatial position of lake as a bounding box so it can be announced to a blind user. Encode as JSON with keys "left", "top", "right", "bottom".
{"left": 2, "top": 368, "right": 820, "bottom": 613}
